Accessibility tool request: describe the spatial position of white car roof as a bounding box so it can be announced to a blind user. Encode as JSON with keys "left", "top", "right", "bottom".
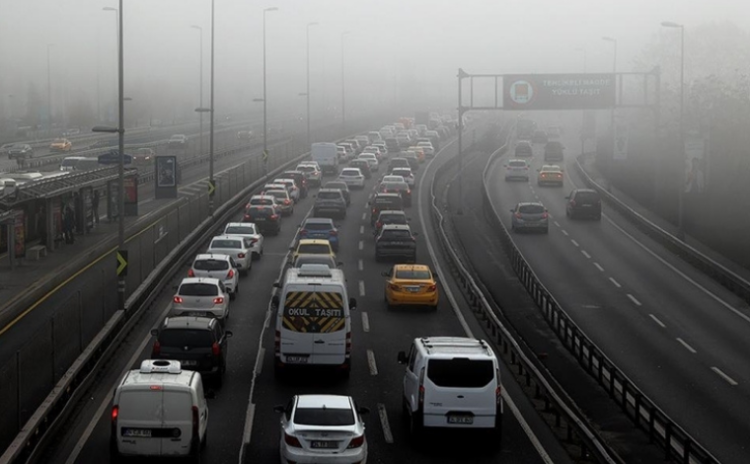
{"left": 179, "top": 276, "right": 221, "bottom": 285}
{"left": 341, "top": 168, "right": 362, "bottom": 174}
{"left": 296, "top": 394, "right": 352, "bottom": 410}
{"left": 194, "top": 253, "right": 232, "bottom": 261}
{"left": 211, "top": 235, "right": 246, "bottom": 243}
{"left": 383, "top": 175, "right": 405, "bottom": 183}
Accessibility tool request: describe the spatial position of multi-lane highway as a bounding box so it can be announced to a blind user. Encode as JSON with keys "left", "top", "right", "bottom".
{"left": 40, "top": 130, "right": 577, "bottom": 464}
{"left": 461, "top": 127, "right": 750, "bottom": 464}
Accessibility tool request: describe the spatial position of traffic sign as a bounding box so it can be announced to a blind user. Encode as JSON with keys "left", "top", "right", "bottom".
{"left": 262, "top": 149, "right": 269, "bottom": 163}
{"left": 208, "top": 179, "right": 216, "bottom": 197}
{"left": 116, "top": 250, "right": 128, "bottom": 276}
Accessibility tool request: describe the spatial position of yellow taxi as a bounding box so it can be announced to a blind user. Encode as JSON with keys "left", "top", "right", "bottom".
{"left": 291, "top": 239, "right": 336, "bottom": 262}
{"left": 50, "top": 138, "right": 72, "bottom": 152}
{"left": 382, "top": 264, "right": 438, "bottom": 310}
{"left": 408, "top": 146, "right": 426, "bottom": 163}
{"left": 537, "top": 164, "right": 564, "bottom": 187}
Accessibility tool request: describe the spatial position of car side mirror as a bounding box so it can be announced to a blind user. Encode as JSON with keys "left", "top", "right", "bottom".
{"left": 358, "top": 407, "right": 371, "bottom": 415}
{"left": 271, "top": 295, "right": 280, "bottom": 307}
{"left": 397, "top": 351, "right": 408, "bottom": 364}
{"left": 225, "top": 331, "right": 233, "bottom": 338}
{"left": 273, "top": 405, "right": 285, "bottom": 414}
{"left": 349, "top": 297, "right": 357, "bottom": 310}
{"left": 205, "top": 389, "right": 217, "bottom": 400}
{"left": 150, "top": 329, "right": 158, "bottom": 336}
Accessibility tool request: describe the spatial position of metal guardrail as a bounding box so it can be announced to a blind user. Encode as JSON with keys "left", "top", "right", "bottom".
{"left": 0, "top": 121, "right": 388, "bottom": 464}
{"left": 477, "top": 144, "right": 719, "bottom": 463}
{"left": 573, "top": 154, "right": 750, "bottom": 305}
{"left": 429, "top": 132, "right": 621, "bottom": 464}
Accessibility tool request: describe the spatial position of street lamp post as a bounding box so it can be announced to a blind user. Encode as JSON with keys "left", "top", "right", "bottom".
{"left": 190, "top": 25, "right": 204, "bottom": 159}
{"left": 306, "top": 22, "right": 318, "bottom": 149}
{"left": 341, "top": 31, "right": 350, "bottom": 131}
{"left": 263, "top": 7, "right": 278, "bottom": 165}
{"left": 662, "top": 21, "right": 686, "bottom": 237}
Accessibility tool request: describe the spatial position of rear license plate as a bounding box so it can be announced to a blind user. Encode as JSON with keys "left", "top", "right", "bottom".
{"left": 311, "top": 440, "right": 339, "bottom": 449}
{"left": 406, "top": 286, "right": 421, "bottom": 293}
{"left": 123, "top": 428, "right": 152, "bottom": 438}
{"left": 180, "top": 360, "right": 198, "bottom": 367}
{"left": 447, "top": 415, "right": 474, "bottom": 424}
{"left": 286, "top": 356, "right": 309, "bottom": 364}
{"left": 254, "top": 217, "right": 266, "bottom": 221}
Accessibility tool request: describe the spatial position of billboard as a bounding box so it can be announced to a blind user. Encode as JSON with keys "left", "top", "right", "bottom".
{"left": 155, "top": 155, "right": 178, "bottom": 199}
{"left": 504, "top": 74, "right": 616, "bottom": 110}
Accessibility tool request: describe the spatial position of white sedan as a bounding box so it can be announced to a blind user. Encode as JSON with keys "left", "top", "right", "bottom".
{"left": 357, "top": 153, "right": 379, "bottom": 171}
{"left": 207, "top": 235, "right": 253, "bottom": 275}
{"left": 170, "top": 277, "right": 230, "bottom": 320}
{"left": 338, "top": 168, "right": 365, "bottom": 189}
{"left": 275, "top": 395, "right": 368, "bottom": 464}
{"left": 223, "top": 222, "right": 264, "bottom": 260}
{"left": 391, "top": 167, "right": 415, "bottom": 187}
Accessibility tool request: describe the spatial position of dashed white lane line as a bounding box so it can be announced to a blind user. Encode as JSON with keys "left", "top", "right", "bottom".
{"left": 581, "top": 250, "right": 591, "bottom": 259}
{"left": 711, "top": 367, "right": 738, "bottom": 386}
{"left": 359, "top": 225, "right": 364, "bottom": 234}
{"left": 561, "top": 229, "right": 569, "bottom": 236}
{"left": 358, "top": 259, "right": 364, "bottom": 271}
{"left": 361, "top": 311, "right": 370, "bottom": 332}
{"left": 367, "top": 349, "right": 378, "bottom": 375}
{"left": 649, "top": 314, "right": 666, "bottom": 328}
{"left": 359, "top": 280, "right": 366, "bottom": 297}
{"left": 361, "top": 212, "right": 366, "bottom": 220}
{"left": 594, "top": 262, "right": 604, "bottom": 272}
{"left": 609, "top": 277, "right": 621, "bottom": 288}
{"left": 677, "top": 337, "right": 697, "bottom": 353}
{"left": 377, "top": 403, "right": 394, "bottom": 444}
{"left": 554, "top": 221, "right": 561, "bottom": 227}
{"left": 570, "top": 239, "right": 579, "bottom": 247}
{"left": 627, "top": 294, "right": 642, "bottom": 306}
{"left": 358, "top": 240, "right": 364, "bottom": 251}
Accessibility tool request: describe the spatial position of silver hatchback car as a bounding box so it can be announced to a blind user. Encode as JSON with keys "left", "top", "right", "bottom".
{"left": 510, "top": 202, "right": 549, "bottom": 233}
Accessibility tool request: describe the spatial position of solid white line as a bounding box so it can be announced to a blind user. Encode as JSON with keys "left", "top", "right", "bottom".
{"left": 677, "top": 337, "right": 697, "bottom": 354}
{"left": 377, "top": 403, "right": 394, "bottom": 444}
{"left": 570, "top": 239, "right": 579, "bottom": 247}
{"left": 501, "top": 389, "right": 555, "bottom": 464}
{"left": 361, "top": 311, "right": 370, "bottom": 333}
{"left": 609, "top": 277, "right": 621, "bottom": 288}
{"left": 561, "top": 229, "right": 569, "bottom": 236}
{"left": 649, "top": 314, "right": 666, "bottom": 328}
{"left": 359, "top": 225, "right": 364, "bottom": 234}
{"left": 359, "top": 280, "right": 366, "bottom": 297}
{"left": 367, "top": 349, "right": 378, "bottom": 376}
{"left": 594, "top": 262, "right": 604, "bottom": 272}
{"left": 361, "top": 212, "right": 366, "bottom": 220}
{"left": 711, "top": 367, "right": 738, "bottom": 386}
{"left": 358, "top": 240, "right": 364, "bottom": 251}
{"left": 627, "top": 294, "right": 642, "bottom": 306}
{"left": 255, "top": 347, "right": 266, "bottom": 375}
{"left": 581, "top": 250, "right": 591, "bottom": 259}
{"left": 358, "top": 259, "right": 363, "bottom": 271}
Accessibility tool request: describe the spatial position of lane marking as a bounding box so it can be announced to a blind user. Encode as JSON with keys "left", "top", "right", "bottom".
{"left": 359, "top": 225, "right": 364, "bottom": 234}
{"left": 594, "top": 262, "right": 604, "bottom": 272}
{"left": 581, "top": 250, "right": 591, "bottom": 259}
{"left": 609, "top": 277, "right": 621, "bottom": 288}
{"left": 361, "top": 212, "right": 366, "bottom": 220}
{"left": 570, "top": 239, "right": 579, "bottom": 247}
{"left": 711, "top": 367, "right": 738, "bottom": 386}
{"left": 649, "top": 314, "right": 666, "bottom": 328}
{"left": 359, "top": 280, "right": 366, "bottom": 297}
{"left": 358, "top": 240, "right": 364, "bottom": 251}
{"left": 367, "top": 349, "right": 378, "bottom": 375}
{"left": 255, "top": 347, "right": 265, "bottom": 374}
{"left": 361, "top": 311, "right": 370, "bottom": 332}
{"left": 627, "top": 294, "right": 642, "bottom": 306}
{"left": 561, "top": 229, "right": 569, "bottom": 236}
{"left": 554, "top": 221, "right": 561, "bottom": 227}
{"left": 377, "top": 403, "right": 394, "bottom": 444}
{"left": 677, "top": 337, "right": 697, "bottom": 354}
{"left": 358, "top": 259, "right": 363, "bottom": 271}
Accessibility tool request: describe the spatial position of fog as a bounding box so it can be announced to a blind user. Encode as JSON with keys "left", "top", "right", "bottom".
{"left": 1, "top": 0, "right": 749, "bottom": 129}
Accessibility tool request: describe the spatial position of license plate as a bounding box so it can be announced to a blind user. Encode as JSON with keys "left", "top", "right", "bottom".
{"left": 123, "top": 428, "right": 152, "bottom": 438}
{"left": 406, "top": 286, "right": 421, "bottom": 293}
{"left": 286, "top": 356, "right": 309, "bottom": 364}
{"left": 311, "top": 440, "right": 339, "bottom": 449}
{"left": 180, "top": 360, "right": 198, "bottom": 366}
{"left": 447, "top": 415, "right": 474, "bottom": 424}
{"left": 255, "top": 217, "right": 266, "bottom": 221}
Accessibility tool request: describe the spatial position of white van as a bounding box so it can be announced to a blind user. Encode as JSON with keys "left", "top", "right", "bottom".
{"left": 311, "top": 142, "right": 339, "bottom": 175}
{"left": 110, "top": 360, "right": 209, "bottom": 461}
{"left": 272, "top": 264, "right": 357, "bottom": 377}
{"left": 60, "top": 156, "right": 86, "bottom": 171}
{"left": 397, "top": 337, "right": 503, "bottom": 438}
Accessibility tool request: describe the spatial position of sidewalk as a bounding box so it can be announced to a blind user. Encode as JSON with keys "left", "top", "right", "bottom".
{"left": 578, "top": 154, "right": 750, "bottom": 284}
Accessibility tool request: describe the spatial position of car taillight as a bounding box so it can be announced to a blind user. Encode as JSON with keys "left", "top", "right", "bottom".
{"left": 406, "top": 189, "right": 411, "bottom": 195}
{"left": 271, "top": 214, "right": 279, "bottom": 220}
{"left": 388, "top": 284, "right": 400, "bottom": 291}
{"left": 300, "top": 229, "right": 308, "bottom": 236}
{"left": 227, "top": 268, "right": 235, "bottom": 278}
{"left": 376, "top": 221, "right": 382, "bottom": 229}
{"left": 213, "top": 297, "right": 224, "bottom": 305}
{"left": 173, "top": 296, "right": 183, "bottom": 304}
{"left": 111, "top": 405, "right": 119, "bottom": 422}
{"left": 192, "top": 406, "right": 199, "bottom": 440}
{"left": 284, "top": 433, "right": 302, "bottom": 448}
{"left": 570, "top": 200, "right": 576, "bottom": 207}
{"left": 187, "top": 269, "right": 195, "bottom": 277}
{"left": 212, "top": 342, "right": 221, "bottom": 356}
{"left": 542, "top": 212, "right": 549, "bottom": 219}
{"left": 238, "top": 253, "right": 246, "bottom": 259}
{"left": 346, "top": 332, "right": 352, "bottom": 356}
{"left": 152, "top": 340, "right": 161, "bottom": 356}
{"left": 427, "top": 284, "right": 437, "bottom": 292}
{"left": 330, "top": 230, "right": 338, "bottom": 236}
{"left": 275, "top": 330, "right": 281, "bottom": 354}
{"left": 347, "top": 435, "right": 365, "bottom": 449}
{"left": 284, "top": 199, "right": 291, "bottom": 205}
{"left": 514, "top": 212, "right": 522, "bottom": 218}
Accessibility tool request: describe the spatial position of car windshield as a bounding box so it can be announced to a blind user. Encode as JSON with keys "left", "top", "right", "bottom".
{"left": 326, "top": 183, "right": 346, "bottom": 190}
{"left": 393, "top": 170, "right": 411, "bottom": 177}
{"left": 211, "top": 240, "right": 242, "bottom": 249}
{"left": 395, "top": 269, "right": 431, "bottom": 279}
{"left": 298, "top": 166, "right": 315, "bottom": 172}
{"left": 225, "top": 225, "right": 256, "bottom": 235}
{"left": 248, "top": 207, "right": 273, "bottom": 216}
{"left": 518, "top": 204, "right": 545, "bottom": 214}
{"left": 193, "top": 259, "right": 229, "bottom": 271}
{"left": 509, "top": 161, "right": 527, "bottom": 167}
{"left": 158, "top": 329, "right": 213, "bottom": 347}
{"left": 382, "top": 182, "right": 408, "bottom": 191}
{"left": 576, "top": 192, "right": 600, "bottom": 202}
{"left": 298, "top": 244, "right": 330, "bottom": 254}
{"left": 267, "top": 190, "right": 287, "bottom": 199}
{"left": 317, "top": 191, "right": 341, "bottom": 200}
{"left": 250, "top": 198, "right": 273, "bottom": 205}
{"left": 294, "top": 255, "right": 335, "bottom": 268}
{"left": 294, "top": 407, "right": 354, "bottom": 426}
{"left": 303, "top": 222, "right": 332, "bottom": 231}
{"left": 381, "top": 214, "right": 406, "bottom": 224}
{"left": 341, "top": 170, "right": 360, "bottom": 176}
{"left": 178, "top": 283, "right": 219, "bottom": 296}
{"left": 427, "top": 359, "right": 494, "bottom": 388}
{"left": 382, "top": 229, "right": 412, "bottom": 239}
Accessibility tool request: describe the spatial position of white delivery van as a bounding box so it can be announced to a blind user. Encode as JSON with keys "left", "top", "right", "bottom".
{"left": 60, "top": 156, "right": 86, "bottom": 171}
{"left": 311, "top": 142, "right": 339, "bottom": 176}
{"left": 272, "top": 264, "right": 357, "bottom": 377}
{"left": 110, "top": 360, "right": 209, "bottom": 461}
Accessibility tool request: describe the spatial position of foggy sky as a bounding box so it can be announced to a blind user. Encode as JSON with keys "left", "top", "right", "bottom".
{"left": 2, "top": 0, "right": 750, "bottom": 122}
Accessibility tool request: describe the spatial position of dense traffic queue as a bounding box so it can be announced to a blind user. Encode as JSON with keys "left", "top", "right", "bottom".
{"left": 108, "top": 115, "right": 504, "bottom": 464}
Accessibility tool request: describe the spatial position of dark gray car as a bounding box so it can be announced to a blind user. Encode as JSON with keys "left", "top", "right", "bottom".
{"left": 324, "top": 181, "right": 351, "bottom": 206}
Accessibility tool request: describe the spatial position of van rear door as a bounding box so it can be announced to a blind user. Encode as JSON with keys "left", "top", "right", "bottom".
{"left": 160, "top": 389, "right": 195, "bottom": 456}
{"left": 309, "top": 291, "right": 347, "bottom": 366}
{"left": 423, "top": 358, "right": 497, "bottom": 428}
{"left": 117, "top": 388, "right": 163, "bottom": 456}
{"left": 279, "top": 290, "right": 316, "bottom": 364}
